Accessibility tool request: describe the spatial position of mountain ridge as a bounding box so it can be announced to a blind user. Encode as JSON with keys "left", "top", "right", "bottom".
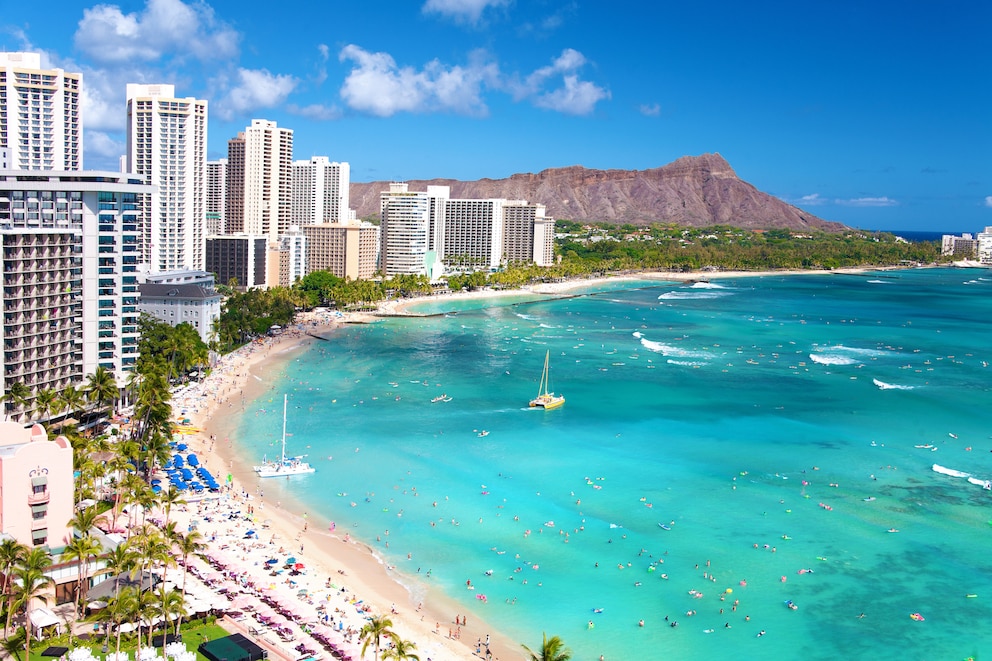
{"left": 350, "top": 153, "right": 846, "bottom": 232}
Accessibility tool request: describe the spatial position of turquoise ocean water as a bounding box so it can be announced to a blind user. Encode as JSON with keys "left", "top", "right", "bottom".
{"left": 235, "top": 268, "right": 992, "bottom": 660}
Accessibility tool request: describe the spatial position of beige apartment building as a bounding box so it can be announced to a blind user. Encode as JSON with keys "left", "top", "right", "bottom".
{"left": 303, "top": 221, "right": 379, "bottom": 280}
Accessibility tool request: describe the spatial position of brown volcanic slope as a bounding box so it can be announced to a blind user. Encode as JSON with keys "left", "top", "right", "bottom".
{"left": 350, "top": 153, "right": 846, "bottom": 231}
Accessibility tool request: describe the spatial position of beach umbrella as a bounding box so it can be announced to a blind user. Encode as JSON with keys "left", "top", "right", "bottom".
{"left": 265, "top": 558, "right": 278, "bottom": 565}
{"left": 187, "top": 455, "right": 199, "bottom": 466}
{"left": 284, "top": 556, "right": 297, "bottom": 565}
{"left": 293, "top": 563, "right": 305, "bottom": 570}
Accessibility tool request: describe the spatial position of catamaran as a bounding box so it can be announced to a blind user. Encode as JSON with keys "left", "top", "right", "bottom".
{"left": 530, "top": 350, "right": 565, "bottom": 410}
{"left": 254, "top": 394, "right": 315, "bottom": 477}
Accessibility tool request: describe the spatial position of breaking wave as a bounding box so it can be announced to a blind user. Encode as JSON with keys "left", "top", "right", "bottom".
{"left": 873, "top": 378, "right": 915, "bottom": 391}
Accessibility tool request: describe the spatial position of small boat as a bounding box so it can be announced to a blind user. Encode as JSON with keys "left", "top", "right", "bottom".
{"left": 431, "top": 394, "right": 447, "bottom": 403}
{"left": 785, "top": 600, "right": 798, "bottom": 611}
{"left": 254, "top": 395, "right": 315, "bottom": 478}
{"left": 530, "top": 350, "right": 565, "bottom": 410}
{"left": 658, "top": 523, "right": 671, "bottom": 531}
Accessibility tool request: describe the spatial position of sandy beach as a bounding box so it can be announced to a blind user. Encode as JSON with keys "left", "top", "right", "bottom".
{"left": 169, "top": 310, "right": 523, "bottom": 661}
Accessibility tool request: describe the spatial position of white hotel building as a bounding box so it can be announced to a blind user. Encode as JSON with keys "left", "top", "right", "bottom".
{"left": 379, "top": 183, "right": 555, "bottom": 278}
{"left": 0, "top": 170, "right": 152, "bottom": 421}
{"left": 125, "top": 84, "right": 208, "bottom": 272}
{"left": 291, "top": 157, "right": 351, "bottom": 225}
{"left": 0, "top": 52, "right": 82, "bottom": 172}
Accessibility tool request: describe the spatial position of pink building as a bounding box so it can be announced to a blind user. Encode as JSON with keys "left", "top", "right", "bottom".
{"left": 0, "top": 422, "right": 74, "bottom": 550}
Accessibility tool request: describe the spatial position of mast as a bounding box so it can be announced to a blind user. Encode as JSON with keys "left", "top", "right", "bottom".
{"left": 281, "top": 394, "right": 288, "bottom": 464}
{"left": 538, "top": 350, "right": 550, "bottom": 397}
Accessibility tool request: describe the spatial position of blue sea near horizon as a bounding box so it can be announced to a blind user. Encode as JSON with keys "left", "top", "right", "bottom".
{"left": 235, "top": 267, "right": 992, "bottom": 660}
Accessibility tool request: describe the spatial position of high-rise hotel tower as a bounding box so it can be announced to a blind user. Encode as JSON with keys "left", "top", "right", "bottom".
{"left": 0, "top": 52, "right": 82, "bottom": 171}
{"left": 125, "top": 84, "right": 207, "bottom": 271}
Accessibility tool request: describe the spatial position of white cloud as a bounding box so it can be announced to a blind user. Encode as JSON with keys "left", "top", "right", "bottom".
{"left": 835, "top": 196, "right": 898, "bottom": 207}
{"left": 508, "top": 48, "right": 609, "bottom": 115}
{"left": 338, "top": 45, "right": 496, "bottom": 117}
{"left": 287, "top": 103, "right": 342, "bottom": 121}
{"left": 74, "top": 0, "right": 239, "bottom": 64}
{"left": 534, "top": 74, "right": 609, "bottom": 115}
{"left": 84, "top": 130, "right": 125, "bottom": 165}
{"left": 214, "top": 68, "right": 299, "bottom": 120}
{"left": 422, "top": 0, "right": 510, "bottom": 24}
{"left": 639, "top": 103, "right": 661, "bottom": 117}
{"left": 798, "top": 193, "right": 826, "bottom": 206}
{"left": 984, "top": 195, "right": 992, "bottom": 208}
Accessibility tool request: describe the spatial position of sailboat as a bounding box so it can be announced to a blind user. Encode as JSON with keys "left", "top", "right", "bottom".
{"left": 530, "top": 350, "right": 565, "bottom": 410}
{"left": 253, "top": 395, "right": 315, "bottom": 477}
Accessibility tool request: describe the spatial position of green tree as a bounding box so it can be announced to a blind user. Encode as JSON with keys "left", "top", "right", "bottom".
{"left": 359, "top": 614, "right": 396, "bottom": 661}
{"left": 2, "top": 381, "right": 31, "bottom": 422}
{"left": 85, "top": 366, "right": 120, "bottom": 426}
{"left": 61, "top": 533, "right": 103, "bottom": 640}
{"left": 33, "top": 389, "right": 59, "bottom": 423}
{"left": 522, "top": 633, "right": 571, "bottom": 661}
{"left": 0, "top": 538, "right": 27, "bottom": 635}
{"left": 382, "top": 637, "right": 420, "bottom": 661}
{"left": 173, "top": 530, "right": 205, "bottom": 635}
{"left": 11, "top": 555, "right": 54, "bottom": 661}
{"left": 56, "top": 385, "right": 87, "bottom": 422}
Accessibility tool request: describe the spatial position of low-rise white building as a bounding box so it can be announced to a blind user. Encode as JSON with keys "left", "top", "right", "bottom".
{"left": 137, "top": 270, "right": 221, "bottom": 344}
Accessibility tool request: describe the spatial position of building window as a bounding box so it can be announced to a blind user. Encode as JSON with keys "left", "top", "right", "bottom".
{"left": 32, "top": 528, "right": 48, "bottom": 546}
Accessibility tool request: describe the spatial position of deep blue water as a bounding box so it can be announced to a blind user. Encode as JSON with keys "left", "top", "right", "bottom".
{"left": 236, "top": 268, "right": 992, "bottom": 660}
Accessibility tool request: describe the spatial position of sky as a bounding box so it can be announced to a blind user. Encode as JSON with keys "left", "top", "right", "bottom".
{"left": 2, "top": 0, "right": 989, "bottom": 232}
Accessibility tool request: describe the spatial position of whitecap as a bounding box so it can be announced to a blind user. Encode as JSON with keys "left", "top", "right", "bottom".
{"left": 866, "top": 279, "right": 890, "bottom": 284}
{"left": 809, "top": 353, "right": 858, "bottom": 366}
{"left": 658, "top": 291, "right": 730, "bottom": 300}
{"left": 689, "top": 282, "right": 727, "bottom": 290}
{"left": 640, "top": 338, "right": 713, "bottom": 359}
{"left": 872, "top": 378, "right": 915, "bottom": 391}
{"left": 631, "top": 331, "right": 643, "bottom": 339}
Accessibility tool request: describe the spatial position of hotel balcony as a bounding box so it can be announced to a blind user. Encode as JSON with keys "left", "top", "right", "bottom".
{"left": 27, "top": 489, "right": 50, "bottom": 505}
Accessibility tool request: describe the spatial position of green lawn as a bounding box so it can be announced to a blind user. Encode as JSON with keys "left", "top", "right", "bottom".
{"left": 4, "top": 621, "right": 231, "bottom": 661}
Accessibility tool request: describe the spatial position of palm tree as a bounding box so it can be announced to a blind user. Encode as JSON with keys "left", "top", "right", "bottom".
{"left": 2, "top": 381, "right": 31, "bottom": 422}
{"left": 522, "top": 633, "right": 571, "bottom": 661}
{"left": 61, "top": 533, "right": 103, "bottom": 642}
{"left": 154, "top": 586, "right": 186, "bottom": 638}
{"left": 382, "top": 637, "right": 420, "bottom": 661}
{"left": 359, "top": 614, "right": 396, "bottom": 661}
{"left": 158, "top": 488, "right": 184, "bottom": 527}
{"left": 11, "top": 563, "right": 54, "bottom": 660}
{"left": 33, "top": 388, "right": 59, "bottom": 424}
{"left": 57, "top": 385, "right": 87, "bottom": 422}
{"left": 68, "top": 504, "right": 109, "bottom": 538}
{"left": 97, "top": 544, "right": 137, "bottom": 600}
{"left": 85, "top": 366, "right": 120, "bottom": 426}
{"left": 173, "top": 530, "right": 205, "bottom": 635}
{"left": 105, "top": 587, "right": 138, "bottom": 656}
{"left": 0, "top": 538, "right": 27, "bottom": 635}
{"left": 134, "top": 586, "right": 160, "bottom": 653}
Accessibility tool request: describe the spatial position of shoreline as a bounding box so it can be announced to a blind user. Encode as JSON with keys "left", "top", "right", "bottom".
{"left": 379, "top": 266, "right": 905, "bottom": 315}
{"left": 174, "top": 311, "right": 523, "bottom": 661}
